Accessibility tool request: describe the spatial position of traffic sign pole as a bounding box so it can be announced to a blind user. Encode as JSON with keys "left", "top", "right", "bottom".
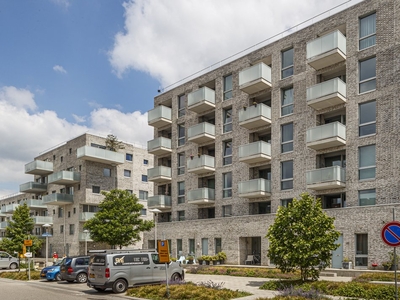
{"left": 394, "top": 209, "right": 398, "bottom": 300}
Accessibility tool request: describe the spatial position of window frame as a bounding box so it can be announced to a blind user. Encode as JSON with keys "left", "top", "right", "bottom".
{"left": 359, "top": 57, "right": 376, "bottom": 93}
{"left": 103, "top": 168, "right": 111, "bottom": 177}
{"left": 92, "top": 186, "right": 100, "bottom": 194}
{"left": 178, "top": 94, "right": 186, "bottom": 117}
{"left": 178, "top": 124, "right": 185, "bottom": 146}
{"left": 141, "top": 174, "right": 148, "bottom": 182}
{"left": 358, "top": 144, "right": 376, "bottom": 180}
{"left": 223, "top": 140, "right": 232, "bottom": 165}
{"left": 359, "top": 189, "right": 376, "bottom": 206}
{"left": 177, "top": 153, "right": 185, "bottom": 175}
{"left": 281, "top": 48, "right": 294, "bottom": 79}
{"left": 359, "top": 100, "right": 376, "bottom": 137}
{"left": 178, "top": 210, "right": 185, "bottom": 221}
{"left": 223, "top": 74, "right": 233, "bottom": 100}
{"left": 139, "top": 190, "right": 148, "bottom": 200}
{"left": 126, "top": 153, "right": 133, "bottom": 161}
{"left": 359, "top": 13, "right": 376, "bottom": 50}
{"left": 281, "top": 123, "right": 294, "bottom": 153}
{"left": 223, "top": 172, "right": 232, "bottom": 198}
{"left": 124, "top": 169, "right": 131, "bottom": 177}
{"left": 281, "top": 87, "right": 294, "bottom": 116}
{"left": 281, "top": 160, "right": 294, "bottom": 190}
{"left": 177, "top": 181, "right": 185, "bottom": 204}
{"left": 222, "top": 205, "right": 232, "bottom": 217}
{"left": 223, "top": 108, "right": 233, "bottom": 133}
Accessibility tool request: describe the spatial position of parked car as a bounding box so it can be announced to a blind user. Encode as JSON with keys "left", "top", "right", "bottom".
{"left": 60, "top": 255, "right": 90, "bottom": 283}
{"left": 0, "top": 251, "right": 19, "bottom": 269}
{"left": 87, "top": 249, "right": 184, "bottom": 293}
{"left": 40, "top": 259, "right": 63, "bottom": 281}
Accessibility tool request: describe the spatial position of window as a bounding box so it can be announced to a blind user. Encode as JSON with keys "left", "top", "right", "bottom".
{"left": 178, "top": 124, "right": 185, "bottom": 146}
{"left": 68, "top": 211, "right": 71, "bottom": 218}
{"left": 223, "top": 108, "right": 232, "bottom": 133}
{"left": 79, "top": 165, "right": 82, "bottom": 171}
{"left": 215, "top": 238, "right": 222, "bottom": 253}
{"left": 142, "top": 175, "right": 148, "bottom": 182}
{"left": 126, "top": 189, "right": 133, "bottom": 195}
{"left": 176, "top": 239, "right": 182, "bottom": 257}
{"left": 58, "top": 207, "right": 63, "bottom": 218}
{"left": 124, "top": 169, "right": 131, "bottom": 177}
{"left": 73, "top": 208, "right": 76, "bottom": 214}
{"left": 355, "top": 234, "right": 368, "bottom": 267}
{"left": 126, "top": 153, "right": 133, "bottom": 161}
{"left": 69, "top": 148, "right": 72, "bottom": 154}
{"left": 281, "top": 48, "right": 294, "bottom": 78}
{"left": 103, "top": 168, "right": 111, "bottom": 177}
{"left": 281, "top": 160, "right": 293, "bottom": 190}
{"left": 178, "top": 94, "right": 186, "bottom": 117}
{"left": 281, "top": 87, "right": 293, "bottom": 116}
{"left": 92, "top": 186, "right": 100, "bottom": 193}
{"left": 222, "top": 205, "right": 232, "bottom": 217}
{"left": 359, "top": 57, "right": 376, "bottom": 93}
{"left": 223, "top": 74, "right": 233, "bottom": 100}
{"left": 281, "top": 123, "right": 293, "bottom": 153}
{"left": 83, "top": 205, "right": 100, "bottom": 213}
{"left": 359, "top": 144, "right": 376, "bottom": 180}
{"left": 143, "top": 159, "right": 148, "bottom": 165}
{"left": 60, "top": 156, "right": 63, "bottom": 162}
{"left": 178, "top": 210, "right": 185, "bottom": 221}
{"left": 60, "top": 225, "right": 64, "bottom": 233}
{"left": 53, "top": 155, "right": 56, "bottom": 161}
{"left": 141, "top": 209, "right": 147, "bottom": 216}
{"left": 281, "top": 198, "right": 293, "bottom": 207}
{"left": 359, "top": 189, "right": 376, "bottom": 206}
{"left": 223, "top": 172, "right": 232, "bottom": 198}
{"left": 359, "top": 101, "right": 376, "bottom": 136}
{"left": 178, "top": 181, "right": 185, "bottom": 204}
{"left": 69, "top": 224, "right": 74, "bottom": 235}
{"left": 189, "top": 239, "right": 195, "bottom": 255}
{"left": 139, "top": 190, "right": 148, "bottom": 200}
{"left": 359, "top": 13, "right": 376, "bottom": 50}
{"left": 223, "top": 140, "right": 232, "bottom": 165}
{"left": 177, "top": 153, "right": 185, "bottom": 175}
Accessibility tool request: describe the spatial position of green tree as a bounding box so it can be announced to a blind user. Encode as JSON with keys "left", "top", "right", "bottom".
{"left": 84, "top": 189, "right": 154, "bottom": 249}
{"left": 0, "top": 203, "right": 42, "bottom": 255}
{"left": 105, "top": 134, "right": 125, "bottom": 152}
{"left": 266, "top": 193, "right": 340, "bottom": 281}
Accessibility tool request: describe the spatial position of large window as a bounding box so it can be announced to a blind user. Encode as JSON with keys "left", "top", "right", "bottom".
{"left": 359, "top": 144, "right": 376, "bottom": 180}
{"left": 281, "top": 87, "right": 293, "bottom": 116}
{"left": 281, "top": 123, "right": 293, "bottom": 153}
{"left": 359, "top": 13, "right": 376, "bottom": 50}
{"left": 139, "top": 190, "right": 148, "bottom": 200}
{"left": 281, "top": 48, "right": 294, "bottom": 78}
{"left": 223, "top": 74, "right": 233, "bottom": 100}
{"left": 177, "top": 153, "right": 185, "bottom": 175}
{"left": 223, "top": 108, "right": 232, "bottom": 133}
{"left": 355, "top": 234, "right": 368, "bottom": 267}
{"left": 359, "top": 57, "right": 376, "bottom": 93}
{"left": 177, "top": 181, "right": 185, "bottom": 204}
{"left": 359, "top": 101, "right": 376, "bottom": 136}
{"left": 281, "top": 160, "right": 293, "bottom": 190}
{"left": 359, "top": 189, "right": 376, "bottom": 206}
{"left": 223, "top": 140, "right": 232, "bottom": 165}
{"left": 223, "top": 172, "right": 232, "bottom": 198}
{"left": 178, "top": 94, "right": 186, "bottom": 117}
{"left": 178, "top": 124, "right": 185, "bottom": 146}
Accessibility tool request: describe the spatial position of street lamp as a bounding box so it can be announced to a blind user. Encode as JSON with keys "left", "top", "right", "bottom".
{"left": 83, "top": 229, "right": 89, "bottom": 255}
{"left": 149, "top": 208, "right": 161, "bottom": 249}
{"left": 42, "top": 224, "right": 52, "bottom": 267}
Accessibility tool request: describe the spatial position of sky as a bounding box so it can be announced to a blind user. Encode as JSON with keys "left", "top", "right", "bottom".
{"left": 0, "top": 0, "right": 364, "bottom": 197}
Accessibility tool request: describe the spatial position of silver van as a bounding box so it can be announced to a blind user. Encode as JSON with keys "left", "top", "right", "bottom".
{"left": 0, "top": 251, "right": 19, "bottom": 269}
{"left": 87, "top": 249, "right": 184, "bottom": 293}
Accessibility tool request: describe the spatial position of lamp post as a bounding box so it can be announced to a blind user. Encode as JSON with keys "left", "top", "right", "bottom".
{"left": 149, "top": 208, "right": 161, "bottom": 249}
{"left": 42, "top": 224, "right": 52, "bottom": 267}
{"left": 83, "top": 229, "right": 89, "bottom": 255}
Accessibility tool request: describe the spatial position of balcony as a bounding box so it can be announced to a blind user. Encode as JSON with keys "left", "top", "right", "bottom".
{"left": 188, "top": 87, "right": 215, "bottom": 113}
{"left": 187, "top": 155, "right": 215, "bottom": 174}
{"left": 77, "top": 146, "right": 124, "bottom": 165}
{"left": 20, "top": 199, "right": 46, "bottom": 209}
{"left": 239, "top": 141, "right": 271, "bottom": 164}
{"left": 78, "top": 232, "right": 93, "bottom": 242}
{"left": 148, "top": 105, "right": 172, "bottom": 128}
{"left": 79, "top": 212, "right": 96, "bottom": 222}
{"left": 1, "top": 204, "right": 19, "bottom": 214}
{"left": 239, "top": 62, "right": 272, "bottom": 94}
{"left": 0, "top": 221, "right": 9, "bottom": 229}
{"left": 306, "top": 122, "right": 346, "bottom": 150}
{"left": 48, "top": 171, "right": 81, "bottom": 185}
{"left": 148, "top": 195, "right": 172, "bottom": 210}
{"left": 239, "top": 103, "right": 271, "bottom": 129}
{"left": 306, "top": 166, "right": 346, "bottom": 190}
{"left": 307, "top": 30, "right": 346, "bottom": 70}
{"left": 188, "top": 122, "right": 215, "bottom": 144}
{"left": 32, "top": 216, "right": 53, "bottom": 225}
{"left": 42, "top": 193, "right": 74, "bottom": 205}
{"left": 147, "top": 166, "right": 172, "bottom": 183}
{"left": 147, "top": 137, "right": 172, "bottom": 156}
{"left": 188, "top": 188, "right": 215, "bottom": 205}
{"left": 307, "top": 78, "right": 347, "bottom": 110}
{"left": 19, "top": 182, "right": 47, "bottom": 193}
{"left": 25, "top": 160, "right": 53, "bottom": 175}
{"left": 238, "top": 179, "right": 271, "bottom": 198}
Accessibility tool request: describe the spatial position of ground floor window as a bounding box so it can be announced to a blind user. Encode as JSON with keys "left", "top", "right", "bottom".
{"left": 215, "top": 238, "right": 222, "bottom": 253}
{"left": 355, "top": 233, "right": 368, "bottom": 267}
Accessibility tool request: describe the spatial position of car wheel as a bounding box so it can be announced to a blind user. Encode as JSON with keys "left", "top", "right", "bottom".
{"left": 76, "top": 272, "right": 88, "bottom": 283}
{"left": 9, "top": 263, "right": 17, "bottom": 270}
{"left": 171, "top": 273, "right": 182, "bottom": 282}
{"left": 94, "top": 287, "right": 106, "bottom": 292}
{"left": 55, "top": 273, "right": 62, "bottom": 281}
{"left": 112, "top": 279, "right": 127, "bottom": 293}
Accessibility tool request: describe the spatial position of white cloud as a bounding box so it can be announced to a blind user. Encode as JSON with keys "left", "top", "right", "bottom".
{"left": 72, "top": 114, "right": 86, "bottom": 123}
{"left": 53, "top": 65, "right": 67, "bottom": 74}
{"left": 50, "top": 0, "right": 70, "bottom": 9}
{"left": 0, "top": 86, "right": 37, "bottom": 111}
{"left": 109, "top": 0, "right": 364, "bottom": 88}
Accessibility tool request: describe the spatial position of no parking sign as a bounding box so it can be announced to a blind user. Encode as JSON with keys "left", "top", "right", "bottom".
{"left": 381, "top": 221, "right": 400, "bottom": 247}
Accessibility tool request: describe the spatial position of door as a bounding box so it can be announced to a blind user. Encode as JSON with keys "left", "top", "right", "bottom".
{"left": 151, "top": 253, "right": 166, "bottom": 282}
{"left": 202, "top": 238, "right": 208, "bottom": 255}
{"left": 331, "top": 235, "right": 343, "bottom": 268}
{"left": 0, "top": 252, "right": 9, "bottom": 268}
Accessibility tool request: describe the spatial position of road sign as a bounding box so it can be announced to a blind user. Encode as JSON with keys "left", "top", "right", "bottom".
{"left": 42, "top": 233, "right": 52, "bottom": 237}
{"left": 157, "top": 240, "right": 170, "bottom": 263}
{"left": 24, "top": 239, "right": 32, "bottom": 247}
{"left": 381, "top": 221, "right": 400, "bottom": 247}
{"left": 24, "top": 252, "right": 32, "bottom": 258}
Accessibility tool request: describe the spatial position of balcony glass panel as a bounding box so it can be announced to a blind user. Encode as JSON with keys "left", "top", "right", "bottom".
{"left": 1, "top": 204, "right": 19, "bottom": 213}
{"left": 238, "top": 179, "right": 271, "bottom": 194}
{"left": 25, "top": 160, "right": 53, "bottom": 174}
{"left": 32, "top": 216, "right": 53, "bottom": 224}
{"left": 147, "top": 137, "right": 171, "bottom": 151}
{"left": 239, "top": 141, "right": 271, "bottom": 159}
{"left": 187, "top": 155, "right": 215, "bottom": 170}
{"left": 188, "top": 122, "right": 215, "bottom": 139}
{"left": 77, "top": 146, "right": 124, "bottom": 164}
{"left": 148, "top": 166, "right": 172, "bottom": 178}
{"left": 148, "top": 106, "right": 172, "bottom": 123}
{"left": 306, "top": 122, "right": 346, "bottom": 143}
{"left": 307, "top": 30, "right": 346, "bottom": 59}
{"left": 42, "top": 193, "right": 74, "bottom": 204}
{"left": 79, "top": 232, "right": 93, "bottom": 241}
{"left": 20, "top": 199, "right": 46, "bottom": 208}
{"left": 188, "top": 87, "right": 215, "bottom": 106}
{"left": 48, "top": 171, "right": 81, "bottom": 184}
{"left": 148, "top": 195, "right": 172, "bottom": 207}
{"left": 0, "top": 221, "right": 9, "bottom": 229}
{"left": 307, "top": 78, "right": 346, "bottom": 101}
{"left": 306, "top": 166, "right": 346, "bottom": 184}
{"left": 79, "top": 212, "right": 96, "bottom": 221}
{"left": 239, "top": 63, "right": 271, "bottom": 86}
{"left": 239, "top": 103, "right": 271, "bottom": 122}
{"left": 187, "top": 188, "right": 215, "bottom": 202}
{"left": 19, "top": 182, "right": 47, "bottom": 193}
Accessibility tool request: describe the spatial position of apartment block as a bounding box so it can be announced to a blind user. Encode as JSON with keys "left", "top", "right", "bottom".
{"left": 145, "top": 0, "right": 400, "bottom": 268}
{"left": 0, "top": 133, "right": 154, "bottom": 256}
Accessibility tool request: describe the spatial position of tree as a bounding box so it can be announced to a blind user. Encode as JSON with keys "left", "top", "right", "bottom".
{"left": 266, "top": 193, "right": 340, "bottom": 281}
{"left": 0, "top": 203, "right": 42, "bottom": 255}
{"left": 84, "top": 189, "right": 154, "bottom": 249}
{"left": 105, "top": 134, "right": 125, "bottom": 152}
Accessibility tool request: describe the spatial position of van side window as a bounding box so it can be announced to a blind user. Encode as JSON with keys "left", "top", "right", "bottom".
{"left": 151, "top": 254, "right": 160, "bottom": 264}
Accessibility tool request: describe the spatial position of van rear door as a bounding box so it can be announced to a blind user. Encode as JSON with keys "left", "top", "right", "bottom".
{"left": 88, "top": 255, "right": 108, "bottom": 285}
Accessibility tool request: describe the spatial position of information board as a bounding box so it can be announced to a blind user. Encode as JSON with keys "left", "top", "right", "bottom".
{"left": 157, "top": 240, "right": 170, "bottom": 263}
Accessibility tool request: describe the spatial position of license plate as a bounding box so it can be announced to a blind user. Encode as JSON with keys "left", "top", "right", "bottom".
{"left": 40, "top": 274, "right": 46, "bottom": 277}
{"left": 89, "top": 274, "right": 95, "bottom": 278}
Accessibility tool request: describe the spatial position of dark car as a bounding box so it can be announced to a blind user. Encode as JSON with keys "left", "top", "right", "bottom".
{"left": 60, "top": 256, "right": 90, "bottom": 283}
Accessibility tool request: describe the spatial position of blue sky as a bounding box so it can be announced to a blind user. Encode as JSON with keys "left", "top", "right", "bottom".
{"left": 0, "top": 0, "right": 364, "bottom": 196}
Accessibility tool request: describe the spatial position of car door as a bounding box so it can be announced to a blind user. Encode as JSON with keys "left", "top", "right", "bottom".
{"left": 0, "top": 252, "right": 8, "bottom": 268}
{"left": 151, "top": 254, "right": 166, "bottom": 282}
{"left": 128, "top": 254, "right": 152, "bottom": 284}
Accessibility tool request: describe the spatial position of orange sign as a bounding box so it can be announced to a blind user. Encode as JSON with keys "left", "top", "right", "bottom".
{"left": 24, "top": 240, "right": 32, "bottom": 247}
{"left": 157, "top": 240, "right": 170, "bottom": 264}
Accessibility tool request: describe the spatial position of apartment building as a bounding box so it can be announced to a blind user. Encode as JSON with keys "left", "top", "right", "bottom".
{"left": 0, "top": 133, "right": 153, "bottom": 256}
{"left": 145, "top": 0, "right": 400, "bottom": 268}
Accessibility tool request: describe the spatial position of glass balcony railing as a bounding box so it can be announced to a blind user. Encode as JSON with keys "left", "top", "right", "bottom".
{"left": 77, "top": 146, "right": 124, "bottom": 165}
{"left": 32, "top": 216, "right": 53, "bottom": 225}
{"left": 79, "top": 212, "right": 96, "bottom": 221}
{"left": 20, "top": 199, "right": 46, "bottom": 208}
{"left": 19, "top": 182, "right": 47, "bottom": 193}
{"left": 238, "top": 179, "right": 271, "bottom": 197}
{"left": 187, "top": 155, "right": 215, "bottom": 174}
{"left": 42, "top": 193, "right": 74, "bottom": 205}
{"left": 147, "top": 137, "right": 172, "bottom": 155}
{"left": 187, "top": 188, "right": 215, "bottom": 204}
{"left": 239, "top": 63, "right": 272, "bottom": 94}
{"left": 148, "top": 105, "right": 172, "bottom": 127}
{"left": 188, "top": 87, "right": 215, "bottom": 113}
{"left": 188, "top": 122, "right": 215, "bottom": 143}
{"left": 239, "top": 141, "right": 271, "bottom": 163}
{"left": 307, "top": 78, "right": 346, "bottom": 105}
{"left": 148, "top": 166, "right": 172, "bottom": 182}
{"left": 239, "top": 103, "right": 271, "bottom": 129}
{"left": 1, "top": 204, "right": 19, "bottom": 214}
{"left": 25, "top": 160, "right": 53, "bottom": 175}
{"left": 306, "top": 166, "right": 346, "bottom": 188}
{"left": 48, "top": 170, "right": 81, "bottom": 184}
{"left": 0, "top": 221, "right": 9, "bottom": 229}
{"left": 148, "top": 195, "right": 172, "bottom": 209}
{"left": 306, "top": 122, "right": 346, "bottom": 146}
{"left": 78, "top": 232, "right": 93, "bottom": 241}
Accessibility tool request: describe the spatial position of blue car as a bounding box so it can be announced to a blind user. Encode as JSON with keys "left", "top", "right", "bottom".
{"left": 40, "top": 260, "right": 63, "bottom": 281}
